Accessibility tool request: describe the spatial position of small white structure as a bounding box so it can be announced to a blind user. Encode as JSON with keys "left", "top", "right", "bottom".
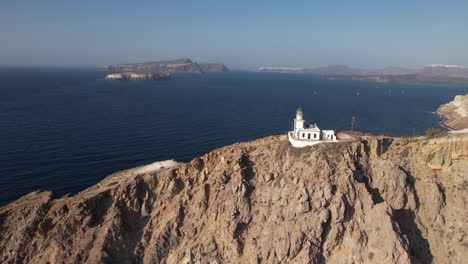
{"left": 288, "top": 107, "right": 337, "bottom": 147}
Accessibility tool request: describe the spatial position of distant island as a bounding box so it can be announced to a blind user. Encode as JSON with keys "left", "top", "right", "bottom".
{"left": 104, "top": 72, "right": 171, "bottom": 81}
{"left": 255, "top": 64, "right": 468, "bottom": 84}
{"left": 99, "top": 58, "right": 228, "bottom": 78}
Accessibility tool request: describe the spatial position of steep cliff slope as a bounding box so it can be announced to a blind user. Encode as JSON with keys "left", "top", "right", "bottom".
{"left": 437, "top": 94, "right": 468, "bottom": 130}
{"left": 0, "top": 133, "right": 467, "bottom": 263}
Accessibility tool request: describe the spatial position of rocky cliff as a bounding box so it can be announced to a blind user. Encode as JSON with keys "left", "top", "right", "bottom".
{"left": 437, "top": 94, "right": 468, "bottom": 130}
{"left": 0, "top": 133, "right": 467, "bottom": 263}
{"left": 105, "top": 72, "right": 171, "bottom": 81}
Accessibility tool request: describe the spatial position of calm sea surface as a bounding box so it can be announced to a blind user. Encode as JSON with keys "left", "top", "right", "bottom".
{"left": 1, "top": 68, "right": 467, "bottom": 204}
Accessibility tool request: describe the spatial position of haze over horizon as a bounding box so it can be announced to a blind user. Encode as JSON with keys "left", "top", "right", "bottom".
{"left": 1, "top": 0, "right": 467, "bottom": 69}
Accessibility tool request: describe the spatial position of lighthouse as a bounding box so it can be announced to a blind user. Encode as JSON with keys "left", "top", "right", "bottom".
{"left": 288, "top": 107, "right": 337, "bottom": 147}
{"left": 294, "top": 107, "right": 305, "bottom": 133}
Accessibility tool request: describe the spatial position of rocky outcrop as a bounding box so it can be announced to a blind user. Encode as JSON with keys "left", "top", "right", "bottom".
{"left": 437, "top": 94, "right": 468, "bottom": 130}
{"left": 105, "top": 72, "right": 171, "bottom": 81}
{"left": 0, "top": 133, "right": 467, "bottom": 263}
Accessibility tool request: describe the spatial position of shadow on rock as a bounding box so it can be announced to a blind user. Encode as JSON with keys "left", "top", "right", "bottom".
{"left": 393, "top": 209, "right": 433, "bottom": 264}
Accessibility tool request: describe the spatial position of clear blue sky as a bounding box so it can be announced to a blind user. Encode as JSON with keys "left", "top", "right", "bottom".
{"left": 1, "top": 0, "right": 467, "bottom": 69}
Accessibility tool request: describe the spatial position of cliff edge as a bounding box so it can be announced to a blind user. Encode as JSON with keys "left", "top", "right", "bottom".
{"left": 0, "top": 133, "right": 467, "bottom": 263}
{"left": 437, "top": 94, "right": 468, "bottom": 130}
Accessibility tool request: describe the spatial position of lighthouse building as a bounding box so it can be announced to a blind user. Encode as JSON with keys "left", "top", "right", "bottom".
{"left": 288, "top": 107, "right": 337, "bottom": 147}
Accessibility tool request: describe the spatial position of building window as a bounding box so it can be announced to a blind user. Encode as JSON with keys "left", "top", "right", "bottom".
{"left": 302, "top": 133, "right": 305, "bottom": 138}
{"left": 314, "top": 133, "right": 317, "bottom": 138}
{"left": 308, "top": 133, "right": 311, "bottom": 139}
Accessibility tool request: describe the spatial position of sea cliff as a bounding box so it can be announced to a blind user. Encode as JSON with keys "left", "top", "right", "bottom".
{"left": 437, "top": 94, "right": 468, "bottom": 130}
{"left": 0, "top": 133, "right": 467, "bottom": 263}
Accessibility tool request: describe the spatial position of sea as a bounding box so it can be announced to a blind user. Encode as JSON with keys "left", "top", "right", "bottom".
{"left": 1, "top": 68, "right": 467, "bottom": 205}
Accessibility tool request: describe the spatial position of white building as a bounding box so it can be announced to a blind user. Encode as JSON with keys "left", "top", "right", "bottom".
{"left": 288, "top": 107, "right": 337, "bottom": 147}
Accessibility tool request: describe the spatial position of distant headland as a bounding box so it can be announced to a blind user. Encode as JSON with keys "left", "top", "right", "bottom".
{"left": 99, "top": 58, "right": 228, "bottom": 80}
{"left": 437, "top": 94, "right": 468, "bottom": 130}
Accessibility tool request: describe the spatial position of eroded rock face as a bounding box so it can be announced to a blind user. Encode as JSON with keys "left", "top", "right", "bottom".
{"left": 0, "top": 134, "right": 467, "bottom": 264}
{"left": 437, "top": 94, "right": 468, "bottom": 130}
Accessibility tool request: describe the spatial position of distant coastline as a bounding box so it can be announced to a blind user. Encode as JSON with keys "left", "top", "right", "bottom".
{"left": 254, "top": 64, "right": 468, "bottom": 85}
{"left": 320, "top": 74, "right": 468, "bottom": 85}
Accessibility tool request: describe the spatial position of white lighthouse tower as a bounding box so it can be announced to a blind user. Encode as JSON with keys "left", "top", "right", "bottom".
{"left": 294, "top": 107, "right": 305, "bottom": 135}
{"left": 288, "top": 107, "right": 337, "bottom": 147}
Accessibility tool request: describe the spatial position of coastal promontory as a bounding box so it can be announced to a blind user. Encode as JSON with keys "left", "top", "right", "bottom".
{"left": 1, "top": 132, "right": 467, "bottom": 263}
{"left": 437, "top": 94, "right": 468, "bottom": 130}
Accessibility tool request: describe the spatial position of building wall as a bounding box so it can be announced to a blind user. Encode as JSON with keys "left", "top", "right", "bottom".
{"left": 321, "top": 130, "right": 336, "bottom": 141}
{"left": 299, "top": 131, "right": 320, "bottom": 140}
{"left": 288, "top": 132, "right": 338, "bottom": 147}
{"left": 288, "top": 132, "right": 323, "bottom": 147}
{"left": 294, "top": 120, "right": 304, "bottom": 130}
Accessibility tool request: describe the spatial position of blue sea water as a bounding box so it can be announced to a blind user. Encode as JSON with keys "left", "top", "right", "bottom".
{"left": 1, "top": 68, "right": 467, "bottom": 205}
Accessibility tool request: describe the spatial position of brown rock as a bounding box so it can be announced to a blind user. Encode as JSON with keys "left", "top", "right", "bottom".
{"left": 0, "top": 133, "right": 467, "bottom": 263}
{"left": 437, "top": 94, "right": 468, "bottom": 130}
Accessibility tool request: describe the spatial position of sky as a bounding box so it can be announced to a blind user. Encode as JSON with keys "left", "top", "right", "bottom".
{"left": 1, "top": 0, "right": 468, "bottom": 69}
